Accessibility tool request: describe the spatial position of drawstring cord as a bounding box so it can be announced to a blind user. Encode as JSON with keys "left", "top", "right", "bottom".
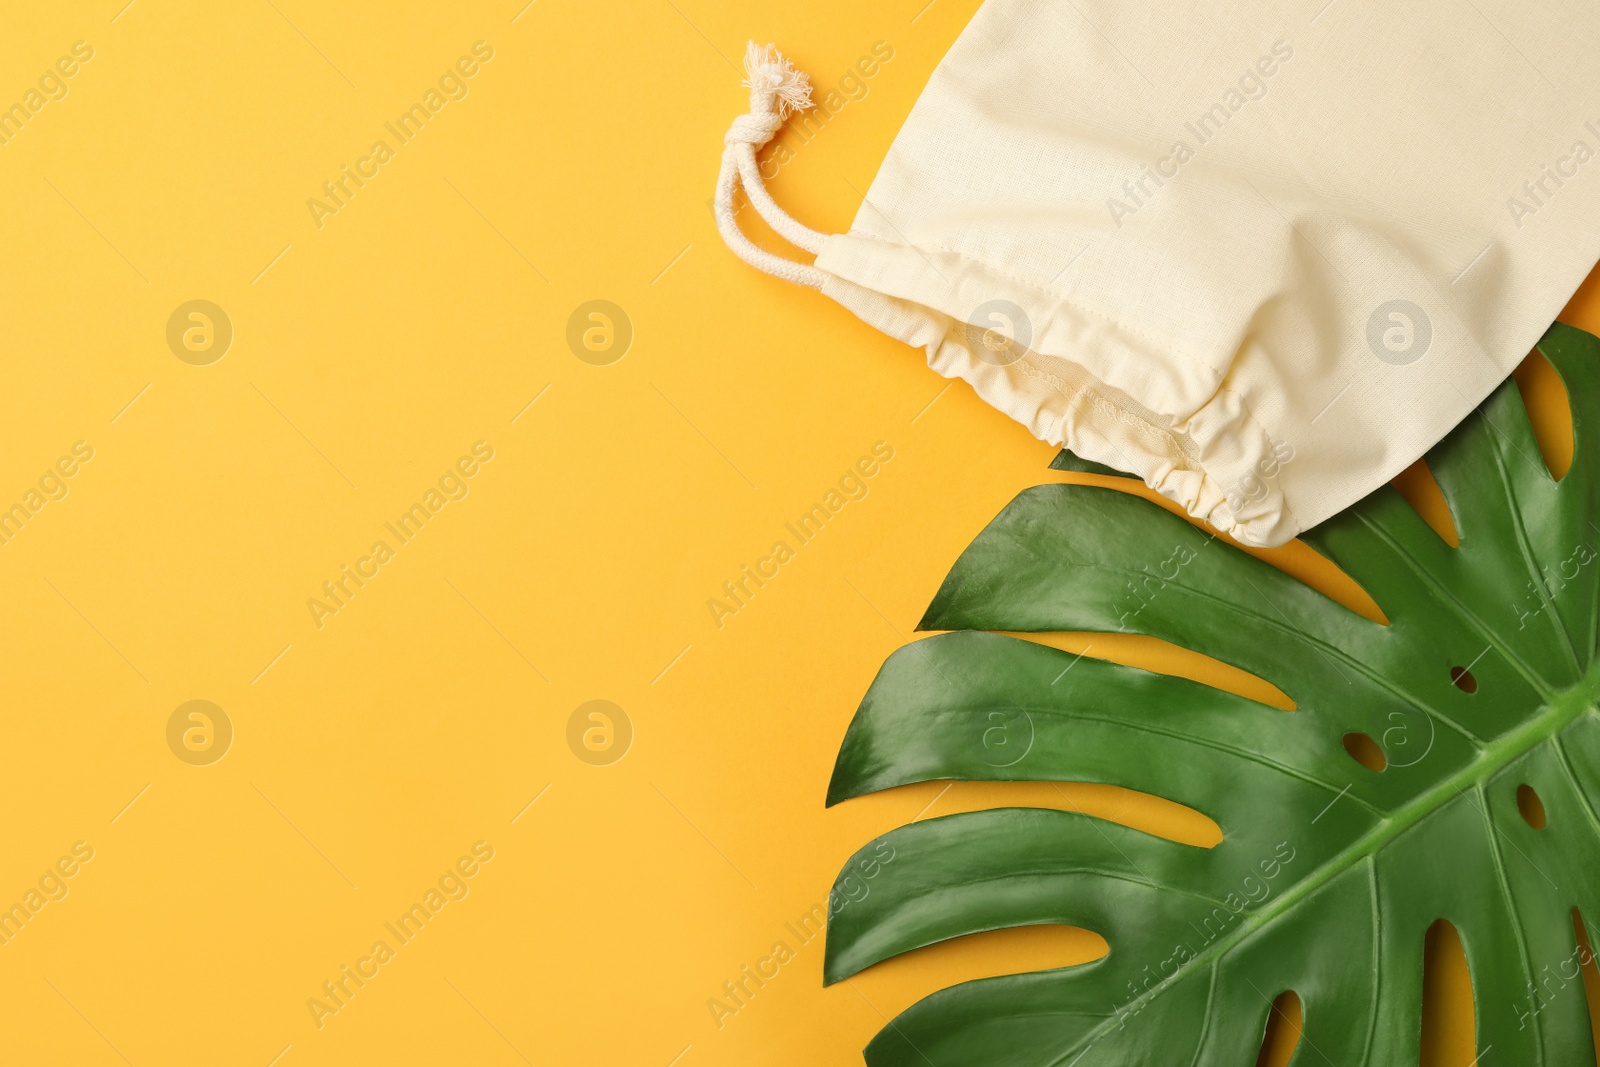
{"left": 715, "top": 43, "right": 830, "bottom": 288}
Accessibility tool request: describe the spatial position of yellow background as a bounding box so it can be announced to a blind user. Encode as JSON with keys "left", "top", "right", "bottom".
{"left": 1, "top": 1, "right": 1597, "bottom": 1064}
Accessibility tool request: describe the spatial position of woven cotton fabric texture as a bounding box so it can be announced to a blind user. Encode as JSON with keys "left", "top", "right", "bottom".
{"left": 722, "top": 0, "right": 1600, "bottom": 545}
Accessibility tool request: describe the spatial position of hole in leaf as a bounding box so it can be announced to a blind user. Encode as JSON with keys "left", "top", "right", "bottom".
{"left": 1571, "top": 908, "right": 1600, "bottom": 1067}
{"left": 1514, "top": 348, "right": 1574, "bottom": 480}
{"left": 894, "top": 780, "right": 1224, "bottom": 848}
{"left": 1006, "top": 632, "right": 1296, "bottom": 711}
{"left": 1253, "top": 540, "right": 1388, "bottom": 625}
{"left": 1517, "top": 784, "right": 1547, "bottom": 830}
{"left": 1420, "top": 919, "right": 1476, "bottom": 1067}
{"left": 1450, "top": 667, "right": 1478, "bottom": 694}
{"left": 1562, "top": 263, "right": 1600, "bottom": 335}
{"left": 1343, "top": 732, "right": 1387, "bottom": 772}
{"left": 854, "top": 924, "right": 1108, "bottom": 1017}
{"left": 1391, "top": 459, "right": 1460, "bottom": 547}
{"left": 1254, "top": 990, "right": 1303, "bottom": 1067}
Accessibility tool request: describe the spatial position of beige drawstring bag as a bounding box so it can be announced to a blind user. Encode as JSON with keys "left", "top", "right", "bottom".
{"left": 714, "top": 2, "right": 1600, "bottom": 546}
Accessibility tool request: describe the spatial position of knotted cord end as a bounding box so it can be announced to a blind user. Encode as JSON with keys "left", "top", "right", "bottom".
{"left": 714, "top": 41, "right": 831, "bottom": 287}
{"left": 742, "top": 42, "right": 814, "bottom": 120}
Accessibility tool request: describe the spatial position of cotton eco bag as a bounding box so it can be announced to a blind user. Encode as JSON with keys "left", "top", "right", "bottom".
{"left": 714, "top": 2, "right": 1600, "bottom": 546}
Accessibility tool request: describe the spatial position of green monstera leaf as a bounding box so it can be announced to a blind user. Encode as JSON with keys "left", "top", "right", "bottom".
{"left": 825, "top": 322, "right": 1600, "bottom": 1065}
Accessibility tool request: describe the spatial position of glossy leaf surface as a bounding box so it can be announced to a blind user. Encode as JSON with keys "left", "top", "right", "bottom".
{"left": 827, "top": 324, "right": 1600, "bottom": 1065}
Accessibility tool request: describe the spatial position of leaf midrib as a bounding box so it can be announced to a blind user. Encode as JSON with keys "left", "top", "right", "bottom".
{"left": 1041, "top": 660, "right": 1600, "bottom": 1067}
